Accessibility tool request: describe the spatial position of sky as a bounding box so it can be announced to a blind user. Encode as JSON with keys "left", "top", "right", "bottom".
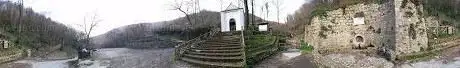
{"left": 17, "top": 0, "right": 308, "bottom": 36}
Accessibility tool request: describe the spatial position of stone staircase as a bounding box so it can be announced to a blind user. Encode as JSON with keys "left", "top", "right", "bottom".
{"left": 178, "top": 33, "right": 245, "bottom": 67}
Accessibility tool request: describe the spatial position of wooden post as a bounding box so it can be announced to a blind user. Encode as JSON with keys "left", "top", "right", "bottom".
{"left": 0, "top": 40, "right": 3, "bottom": 49}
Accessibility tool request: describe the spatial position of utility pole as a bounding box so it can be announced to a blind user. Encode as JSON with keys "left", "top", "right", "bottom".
{"left": 244, "top": 0, "right": 249, "bottom": 30}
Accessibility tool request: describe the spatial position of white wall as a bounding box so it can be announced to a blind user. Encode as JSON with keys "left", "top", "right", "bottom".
{"left": 221, "top": 9, "right": 245, "bottom": 32}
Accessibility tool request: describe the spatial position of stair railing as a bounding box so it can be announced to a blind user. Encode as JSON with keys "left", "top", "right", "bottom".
{"left": 174, "top": 28, "right": 220, "bottom": 60}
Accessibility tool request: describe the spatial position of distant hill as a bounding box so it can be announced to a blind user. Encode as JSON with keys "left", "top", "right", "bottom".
{"left": 90, "top": 10, "right": 283, "bottom": 49}
{"left": 90, "top": 10, "right": 220, "bottom": 48}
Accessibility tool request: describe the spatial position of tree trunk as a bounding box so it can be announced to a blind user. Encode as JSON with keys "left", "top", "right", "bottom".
{"left": 244, "top": 0, "right": 249, "bottom": 30}
{"left": 178, "top": 9, "right": 193, "bottom": 25}
{"left": 251, "top": 0, "right": 255, "bottom": 30}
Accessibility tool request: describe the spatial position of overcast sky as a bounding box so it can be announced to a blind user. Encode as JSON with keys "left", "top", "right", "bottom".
{"left": 18, "top": 0, "right": 308, "bottom": 36}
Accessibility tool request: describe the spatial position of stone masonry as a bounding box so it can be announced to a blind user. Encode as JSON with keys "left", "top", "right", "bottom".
{"left": 304, "top": 0, "right": 433, "bottom": 60}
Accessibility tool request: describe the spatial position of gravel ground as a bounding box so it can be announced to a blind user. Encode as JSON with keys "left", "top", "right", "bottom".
{"left": 314, "top": 52, "right": 394, "bottom": 68}
{"left": 80, "top": 48, "right": 175, "bottom": 68}
{"left": 399, "top": 40, "right": 460, "bottom": 68}
{"left": 400, "top": 57, "right": 460, "bottom": 68}
{"left": 253, "top": 49, "right": 316, "bottom": 68}
{"left": 0, "top": 48, "right": 193, "bottom": 68}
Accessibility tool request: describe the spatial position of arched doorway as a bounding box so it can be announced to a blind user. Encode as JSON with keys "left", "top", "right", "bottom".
{"left": 229, "top": 18, "right": 236, "bottom": 31}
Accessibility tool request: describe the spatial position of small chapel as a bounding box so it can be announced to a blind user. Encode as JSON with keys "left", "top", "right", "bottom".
{"left": 220, "top": 4, "right": 245, "bottom": 32}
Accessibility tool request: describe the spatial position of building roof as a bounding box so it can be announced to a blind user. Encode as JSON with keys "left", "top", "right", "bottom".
{"left": 258, "top": 22, "right": 269, "bottom": 25}
{"left": 221, "top": 3, "right": 243, "bottom": 12}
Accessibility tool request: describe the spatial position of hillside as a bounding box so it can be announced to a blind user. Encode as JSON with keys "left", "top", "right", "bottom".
{"left": 0, "top": 1, "right": 81, "bottom": 57}
{"left": 90, "top": 10, "right": 220, "bottom": 48}
{"left": 90, "top": 10, "right": 283, "bottom": 49}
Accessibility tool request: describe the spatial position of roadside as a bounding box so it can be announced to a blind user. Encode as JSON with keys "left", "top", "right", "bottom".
{"left": 399, "top": 39, "right": 460, "bottom": 68}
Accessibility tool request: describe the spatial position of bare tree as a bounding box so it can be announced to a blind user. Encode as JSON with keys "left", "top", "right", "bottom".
{"left": 251, "top": 0, "right": 255, "bottom": 28}
{"left": 264, "top": 2, "right": 270, "bottom": 22}
{"left": 244, "top": 0, "right": 249, "bottom": 29}
{"left": 171, "top": 0, "right": 194, "bottom": 26}
{"left": 273, "top": 0, "right": 283, "bottom": 23}
{"left": 81, "top": 12, "right": 101, "bottom": 47}
{"left": 17, "top": 0, "right": 23, "bottom": 33}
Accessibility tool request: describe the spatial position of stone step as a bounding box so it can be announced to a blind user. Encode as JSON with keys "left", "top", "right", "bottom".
{"left": 180, "top": 57, "right": 244, "bottom": 67}
{"left": 210, "top": 38, "right": 240, "bottom": 41}
{"left": 214, "top": 36, "right": 240, "bottom": 39}
{"left": 186, "top": 51, "right": 243, "bottom": 56}
{"left": 220, "top": 36, "right": 240, "bottom": 38}
{"left": 220, "top": 32, "right": 242, "bottom": 36}
{"left": 206, "top": 39, "right": 240, "bottom": 43}
{"left": 191, "top": 46, "right": 242, "bottom": 50}
{"left": 183, "top": 54, "right": 244, "bottom": 60}
{"left": 197, "top": 44, "right": 241, "bottom": 48}
{"left": 204, "top": 41, "right": 241, "bottom": 45}
{"left": 188, "top": 49, "right": 242, "bottom": 53}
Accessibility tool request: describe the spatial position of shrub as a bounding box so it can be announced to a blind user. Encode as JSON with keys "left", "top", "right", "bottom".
{"left": 245, "top": 35, "right": 275, "bottom": 49}
{"left": 300, "top": 40, "right": 314, "bottom": 54}
{"left": 245, "top": 34, "right": 277, "bottom": 67}
{"left": 437, "top": 32, "right": 451, "bottom": 38}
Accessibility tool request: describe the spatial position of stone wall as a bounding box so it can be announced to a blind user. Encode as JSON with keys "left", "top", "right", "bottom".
{"left": 305, "top": 3, "right": 388, "bottom": 52}
{"left": 393, "top": 0, "right": 428, "bottom": 56}
{"left": 426, "top": 16, "right": 457, "bottom": 37}
{"left": 305, "top": 0, "right": 430, "bottom": 60}
{"left": 0, "top": 48, "right": 24, "bottom": 63}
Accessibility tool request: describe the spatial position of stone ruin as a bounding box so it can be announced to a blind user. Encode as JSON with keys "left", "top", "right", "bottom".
{"left": 426, "top": 17, "right": 457, "bottom": 38}
{"left": 303, "top": 0, "right": 448, "bottom": 60}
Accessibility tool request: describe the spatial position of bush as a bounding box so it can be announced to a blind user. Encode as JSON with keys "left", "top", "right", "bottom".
{"left": 245, "top": 35, "right": 275, "bottom": 49}
{"left": 437, "top": 32, "right": 451, "bottom": 38}
{"left": 245, "top": 34, "right": 278, "bottom": 67}
{"left": 300, "top": 40, "right": 314, "bottom": 54}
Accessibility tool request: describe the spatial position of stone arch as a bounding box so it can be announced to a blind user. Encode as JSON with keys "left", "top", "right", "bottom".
{"left": 356, "top": 36, "right": 364, "bottom": 42}
{"left": 354, "top": 36, "right": 365, "bottom": 49}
